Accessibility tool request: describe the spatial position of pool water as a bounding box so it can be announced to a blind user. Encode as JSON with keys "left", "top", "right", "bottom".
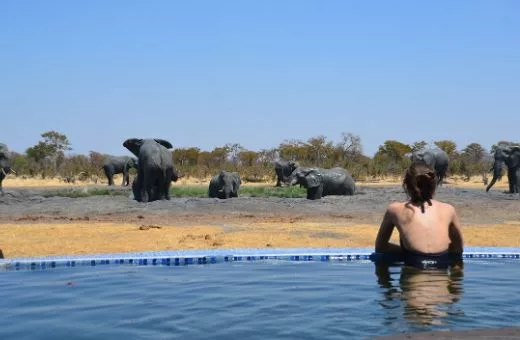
{"left": 1, "top": 260, "right": 519, "bottom": 339}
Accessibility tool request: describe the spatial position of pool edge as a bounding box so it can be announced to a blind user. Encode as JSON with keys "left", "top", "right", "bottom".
{"left": 1, "top": 247, "right": 519, "bottom": 271}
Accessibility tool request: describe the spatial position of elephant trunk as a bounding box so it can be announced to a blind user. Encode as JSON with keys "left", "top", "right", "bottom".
{"left": 288, "top": 174, "right": 299, "bottom": 186}
{"left": 486, "top": 162, "right": 503, "bottom": 192}
{"left": 218, "top": 187, "right": 231, "bottom": 199}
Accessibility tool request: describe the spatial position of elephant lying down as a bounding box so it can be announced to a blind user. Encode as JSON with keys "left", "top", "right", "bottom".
{"left": 209, "top": 170, "right": 241, "bottom": 199}
{"left": 289, "top": 167, "right": 356, "bottom": 200}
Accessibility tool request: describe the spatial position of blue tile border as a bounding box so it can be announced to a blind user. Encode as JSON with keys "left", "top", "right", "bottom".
{"left": 0, "top": 247, "right": 518, "bottom": 272}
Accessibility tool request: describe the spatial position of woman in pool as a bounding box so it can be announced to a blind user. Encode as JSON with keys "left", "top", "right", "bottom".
{"left": 375, "top": 163, "right": 464, "bottom": 269}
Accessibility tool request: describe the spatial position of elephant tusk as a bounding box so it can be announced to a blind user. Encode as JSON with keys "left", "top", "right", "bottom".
{"left": 10, "top": 169, "right": 16, "bottom": 174}
{"left": 0, "top": 168, "right": 6, "bottom": 176}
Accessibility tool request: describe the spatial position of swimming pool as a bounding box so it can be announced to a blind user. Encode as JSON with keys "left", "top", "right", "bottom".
{"left": 1, "top": 248, "right": 519, "bottom": 339}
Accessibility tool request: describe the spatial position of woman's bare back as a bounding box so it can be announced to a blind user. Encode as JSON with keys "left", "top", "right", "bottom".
{"left": 387, "top": 199, "right": 456, "bottom": 254}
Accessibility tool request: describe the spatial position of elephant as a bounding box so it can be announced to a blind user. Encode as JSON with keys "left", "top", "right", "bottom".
{"left": 0, "top": 144, "right": 14, "bottom": 195}
{"left": 486, "top": 145, "right": 520, "bottom": 194}
{"left": 274, "top": 159, "right": 300, "bottom": 186}
{"left": 209, "top": 170, "right": 241, "bottom": 199}
{"left": 123, "top": 138, "right": 175, "bottom": 202}
{"left": 132, "top": 167, "right": 182, "bottom": 202}
{"left": 288, "top": 167, "right": 355, "bottom": 200}
{"left": 411, "top": 149, "right": 449, "bottom": 186}
{"left": 102, "top": 156, "right": 138, "bottom": 186}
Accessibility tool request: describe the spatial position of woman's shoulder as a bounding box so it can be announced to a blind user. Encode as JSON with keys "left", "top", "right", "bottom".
{"left": 386, "top": 201, "right": 406, "bottom": 212}
{"left": 431, "top": 199, "right": 457, "bottom": 214}
{"left": 431, "top": 199, "right": 455, "bottom": 209}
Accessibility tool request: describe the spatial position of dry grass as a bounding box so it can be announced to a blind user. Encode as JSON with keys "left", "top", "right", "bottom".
{"left": 357, "top": 175, "right": 507, "bottom": 189}
{"left": 4, "top": 174, "right": 508, "bottom": 189}
{"left": 1, "top": 221, "right": 519, "bottom": 258}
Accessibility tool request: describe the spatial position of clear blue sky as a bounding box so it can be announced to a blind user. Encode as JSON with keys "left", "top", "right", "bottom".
{"left": 1, "top": 0, "right": 518, "bottom": 157}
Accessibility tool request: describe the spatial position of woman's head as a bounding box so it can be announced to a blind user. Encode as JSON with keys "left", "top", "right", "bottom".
{"left": 403, "top": 163, "right": 437, "bottom": 212}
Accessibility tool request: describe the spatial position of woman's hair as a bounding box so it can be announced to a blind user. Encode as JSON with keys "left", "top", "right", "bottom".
{"left": 403, "top": 163, "right": 437, "bottom": 213}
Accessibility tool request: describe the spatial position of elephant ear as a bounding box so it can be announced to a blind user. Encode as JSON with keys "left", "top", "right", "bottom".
{"left": 305, "top": 170, "right": 322, "bottom": 188}
{"left": 154, "top": 139, "right": 173, "bottom": 149}
{"left": 123, "top": 139, "right": 143, "bottom": 157}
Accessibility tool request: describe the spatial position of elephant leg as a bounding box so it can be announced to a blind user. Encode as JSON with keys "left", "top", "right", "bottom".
{"left": 513, "top": 170, "right": 520, "bottom": 194}
{"left": 162, "top": 179, "right": 171, "bottom": 200}
{"left": 140, "top": 175, "right": 152, "bottom": 203}
{"left": 307, "top": 186, "right": 323, "bottom": 200}
{"left": 121, "top": 170, "right": 127, "bottom": 186}
{"left": 105, "top": 170, "right": 114, "bottom": 186}
{"left": 163, "top": 183, "right": 171, "bottom": 200}
{"left": 508, "top": 169, "right": 514, "bottom": 193}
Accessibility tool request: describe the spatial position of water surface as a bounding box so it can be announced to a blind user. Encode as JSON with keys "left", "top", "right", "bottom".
{"left": 1, "top": 260, "right": 519, "bottom": 339}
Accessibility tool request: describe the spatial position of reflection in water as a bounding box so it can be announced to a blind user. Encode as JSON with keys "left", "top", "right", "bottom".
{"left": 375, "top": 263, "right": 464, "bottom": 327}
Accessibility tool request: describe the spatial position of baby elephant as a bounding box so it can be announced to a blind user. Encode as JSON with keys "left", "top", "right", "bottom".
{"left": 289, "top": 167, "right": 355, "bottom": 200}
{"left": 209, "top": 170, "right": 241, "bottom": 199}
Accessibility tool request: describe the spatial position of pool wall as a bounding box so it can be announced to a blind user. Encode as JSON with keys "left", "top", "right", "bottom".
{"left": 1, "top": 247, "right": 519, "bottom": 271}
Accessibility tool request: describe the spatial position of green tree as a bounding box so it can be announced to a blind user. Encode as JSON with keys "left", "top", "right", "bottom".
{"left": 306, "top": 135, "right": 335, "bottom": 167}
{"left": 462, "top": 143, "right": 485, "bottom": 164}
{"left": 376, "top": 140, "right": 412, "bottom": 160}
{"left": 239, "top": 150, "right": 258, "bottom": 167}
{"left": 41, "top": 131, "right": 72, "bottom": 154}
{"left": 374, "top": 140, "right": 412, "bottom": 176}
{"left": 460, "top": 142, "right": 488, "bottom": 178}
{"left": 278, "top": 139, "right": 307, "bottom": 163}
{"left": 174, "top": 147, "right": 201, "bottom": 167}
{"left": 434, "top": 140, "right": 457, "bottom": 157}
{"left": 226, "top": 143, "right": 244, "bottom": 169}
{"left": 26, "top": 131, "right": 71, "bottom": 178}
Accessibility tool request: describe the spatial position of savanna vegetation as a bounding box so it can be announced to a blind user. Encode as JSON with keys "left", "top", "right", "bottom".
{"left": 5, "top": 130, "right": 517, "bottom": 184}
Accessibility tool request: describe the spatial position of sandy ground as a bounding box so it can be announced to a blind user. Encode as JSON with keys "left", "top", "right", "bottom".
{"left": 1, "top": 176, "right": 518, "bottom": 258}
{"left": 4, "top": 174, "right": 507, "bottom": 189}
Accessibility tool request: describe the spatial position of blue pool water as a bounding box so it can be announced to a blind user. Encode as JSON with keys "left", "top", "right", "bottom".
{"left": 1, "top": 260, "right": 519, "bottom": 340}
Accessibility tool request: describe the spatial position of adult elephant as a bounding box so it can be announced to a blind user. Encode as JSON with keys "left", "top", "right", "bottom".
{"left": 209, "top": 170, "right": 241, "bottom": 199}
{"left": 0, "top": 144, "right": 14, "bottom": 195}
{"left": 123, "top": 138, "right": 174, "bottom": 202}
{"left": 274, "top": 159, "right": 300, "bottom": 186}
{"left": 486, "top": 145, "right": 520, "bottom": 193}
{"left": 411, "top": 149, "right": 449, "bottom": 186}
{"left": 102, "top": 156, "right": 138, "bottom": 186}
{"left": 132, "top": 167, "right": 182, "bottom": 202}
{"left": 289, "top": 167, "right": 355, "bottom": 200}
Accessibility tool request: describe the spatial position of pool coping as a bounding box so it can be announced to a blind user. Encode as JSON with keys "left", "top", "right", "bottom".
{"left": 1, "top": 247, "right": 519, "bottom": 271}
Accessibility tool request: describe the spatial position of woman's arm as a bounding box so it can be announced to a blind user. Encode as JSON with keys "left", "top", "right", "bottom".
{"left": 448, "top": 207, "right": 464, "bottom": 270}
{"left": 448, "top": 208, "right": 464, "bottom": 253}
{"left": 375, "top": 208, "right": 402, "bottom": 253}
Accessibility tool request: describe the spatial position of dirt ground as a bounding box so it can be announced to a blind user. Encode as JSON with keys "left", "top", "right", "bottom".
{"left": 1, "top": 178, "right": 519, "bottom": 258}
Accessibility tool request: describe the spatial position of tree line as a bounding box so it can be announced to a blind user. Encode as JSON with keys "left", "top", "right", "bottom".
{"left": 6, "top": 131, "right": 514, "bottom": 184}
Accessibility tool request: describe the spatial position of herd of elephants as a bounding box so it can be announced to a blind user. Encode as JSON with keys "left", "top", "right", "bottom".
{"left": 0, "top": 139, "right": 519, "bottom": 202}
